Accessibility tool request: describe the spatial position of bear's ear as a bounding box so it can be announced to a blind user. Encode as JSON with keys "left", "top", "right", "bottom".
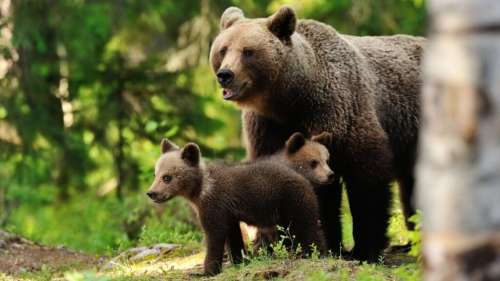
{"left": 220, "top": 7, "right": 245, "bottom": 30}
{"left": 286, "top": 132, "right": 306, "bottom": 154}
{"left": 181, "top": 143, "right": 201, "bottom": 167}
{"left": 161, "top": 138, "right": 179, "bottom": 154}
{"left": 267, "top": 6, "right": 296, "bottom": 42}
{"left": 311, "top": 132, "right": 333, "bottom": 148}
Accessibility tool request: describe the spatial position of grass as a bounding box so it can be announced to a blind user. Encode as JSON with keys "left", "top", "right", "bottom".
{"left": 2, "top": 184, "right": 420, "bottom": 281}
{"left": 6, "top": 249, "right": 420, "bottom": 281}
{"left": 4, "top": 193, "right": 203, "bottom": 255}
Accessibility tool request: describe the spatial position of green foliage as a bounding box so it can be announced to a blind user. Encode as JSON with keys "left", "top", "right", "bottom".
{"left": 4, "top": 192, "right": 202, "bottom": 254}
{"left": 408, "top": 211, "right": 422, "bottom": 259}
{"left": 388, "top": 184, "right": 411, "bottom": 246}
{"left": 6, "top": 193, "right": 129, "bottom": 254}
{"left": 137, "top": 199, "right": 203, "bottom": 248}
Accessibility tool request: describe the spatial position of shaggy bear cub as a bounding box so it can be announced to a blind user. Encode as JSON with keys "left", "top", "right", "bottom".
{"left": 146, "top": 139, "right": 326, "bottom": 275}
{"left": 253, "top": 131, "right": 334, "bottom": 251}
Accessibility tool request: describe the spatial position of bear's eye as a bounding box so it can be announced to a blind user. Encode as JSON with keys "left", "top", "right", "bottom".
{"left": 162, "top": 175, "right": 172, "bottom": 183}
{"left": 310, "top": 160, "right": 319, "bottom": 168}
{"left": 242, "top": 48, "right": 254, "bottom": 58}
{"left": 219, "top": 47, "right": 227, "bottom": 57}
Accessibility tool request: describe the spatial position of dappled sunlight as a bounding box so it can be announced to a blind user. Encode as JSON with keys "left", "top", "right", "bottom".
{"left": 101, "top": 250, "right": 205, "bottom": 279}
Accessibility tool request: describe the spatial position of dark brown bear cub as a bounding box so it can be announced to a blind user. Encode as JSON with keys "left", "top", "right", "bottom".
{"left": 253, "top": 131, "right": 334, "bottom": 251}
{"left": 147, "top": 139, "right": 326, "bottom": 275}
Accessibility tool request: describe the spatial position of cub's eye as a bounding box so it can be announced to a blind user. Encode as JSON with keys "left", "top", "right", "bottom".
{"left": 162, "top": 175, "right": 172, "bottom": 183}
{"left": 219, "top": 47, "right": 227, "bottom": 56}
{"left": 242, "top": 48, "right": 254, "bottom": 58}
{"left": 310, "top": 160, "right": 319, "bottom": 168}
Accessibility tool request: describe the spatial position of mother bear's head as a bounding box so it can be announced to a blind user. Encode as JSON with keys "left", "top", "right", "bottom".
{"left": 209, "top": 6, "right": 297, "bottom": 113}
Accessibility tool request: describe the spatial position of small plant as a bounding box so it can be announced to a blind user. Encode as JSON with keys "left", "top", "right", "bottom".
{"left": 294, "top": 243, "right": 303, "bottom": 257}
{"left": 255, "top": 244, "right": 270, "bottom": 258}
{"left": 271, "top": 237, "right": 289, "bottom": 260}
{"left": 377, "top": 254, "right": 385, "bottom": 265}
{"left": 271, "top": 225, "right": 302, "bottom": 259}
{"left": 310, "top": 243, "right": 320, "bottom": 259}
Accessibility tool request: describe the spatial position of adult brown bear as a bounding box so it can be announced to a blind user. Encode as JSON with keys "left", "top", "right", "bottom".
{"left": 209, "top": 6, "right": 424, "bottom": 261}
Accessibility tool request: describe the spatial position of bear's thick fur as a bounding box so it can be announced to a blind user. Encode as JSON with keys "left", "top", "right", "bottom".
{"left": 253, "top": 131, "right": 334, "bottom": 251}
{"left": 210, "top": 6, "right": 425, "bottom": 261}
{"left": 147, "top": 139, "right": 326, "bottom": 275}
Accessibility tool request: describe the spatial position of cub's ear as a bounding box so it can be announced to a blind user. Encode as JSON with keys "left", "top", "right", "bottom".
{"left": 267, "top": 6, "right": 296, "bottom": 42}
{"left": 181, "top": 143, "right": 201, "bottom": 167}
{"left": 220, "top": 7, "right": 245, "bottom": 30}
{"left": 311, "top": 132, "right": 333, "bottom": 148}
{"left": 161, "top": 138, "right": 179, "bottom": 154}
{"left": 286, "top": 132, "right": 306, "bottom": 154}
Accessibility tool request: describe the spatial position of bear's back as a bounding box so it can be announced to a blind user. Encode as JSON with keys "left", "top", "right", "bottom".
{"left": 342, "top": 34, "right": 425, "bottom": 149}
{"left": 295, "top": 19, "right": 424, "bottom": 151}
{"left": 202, "top": 160, "right": 314, "bottom": 225}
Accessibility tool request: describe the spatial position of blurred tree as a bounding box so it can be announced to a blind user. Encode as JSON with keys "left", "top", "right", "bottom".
{"left": 418, "top": 0, "right": 500, "bottom": 280}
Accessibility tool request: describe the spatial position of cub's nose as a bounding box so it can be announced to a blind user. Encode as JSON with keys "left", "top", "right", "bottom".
{"left": 146, "top": 191, "right": 158, "bottom": 200}
{"left": 216, "top": 68, "right": 234, "bottom": 87}
{"left": 327, "top": 172, "right": 335, "bottom": 182}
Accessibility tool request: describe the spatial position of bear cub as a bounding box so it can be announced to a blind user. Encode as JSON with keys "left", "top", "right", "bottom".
{"left": 253, "top": 132, "right": 334, "bottom": 251}
{"left": 271, "top": 132, "right": 334, "bottom": 186}
{"left": 147, "top": 139, "right": 326, "bottom": 275}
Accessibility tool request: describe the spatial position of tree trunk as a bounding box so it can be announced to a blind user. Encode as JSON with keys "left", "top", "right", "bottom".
{"left": 12, "top": 1, "right": 71, "bottom": 201}
{"left": 417, "top": 1, "right": 500, "bottom": 280}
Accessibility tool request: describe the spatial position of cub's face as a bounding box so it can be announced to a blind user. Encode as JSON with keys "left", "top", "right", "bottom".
{"left": 147, "top": 140, "right": 202, "bottom": 203}
{"left": 283, "top": 132, "right": 334, "bottom": 185}
{"left": 210, "top": 6, "right": 297, "bottom": 112}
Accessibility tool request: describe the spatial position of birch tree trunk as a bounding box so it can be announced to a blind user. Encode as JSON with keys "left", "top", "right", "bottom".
{"left": 417, "top": 1, "right": 500, "bottom": 280}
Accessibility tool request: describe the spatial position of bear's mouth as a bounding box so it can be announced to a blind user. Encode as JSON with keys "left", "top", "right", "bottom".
{"left": 152, "top": 195, "right": 172, "bottom": 204}
{"left": 222, "top": 89, "right": 239, "bottom": 100}
{"left": 313, "top": 177, "right": 335, "bottom": 186}
{"left": 222, "top": 82, "right": 249, "bottom": 101}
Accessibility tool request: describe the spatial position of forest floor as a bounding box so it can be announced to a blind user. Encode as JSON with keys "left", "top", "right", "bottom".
{"left": 0, "top": 230, "right": 420, "bottom": 281}
{"left": 0, "top": 231, "right": 98, "bottom": 277}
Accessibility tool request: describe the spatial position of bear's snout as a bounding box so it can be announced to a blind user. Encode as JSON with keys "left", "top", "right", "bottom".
{"left": 216, "top": 68, "right": 234, "bottom": 87}
{"left": 146, "top": 191, "right": 158, "bottom": 200}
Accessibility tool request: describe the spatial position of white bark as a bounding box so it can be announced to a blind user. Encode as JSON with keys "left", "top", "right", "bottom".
{"left": 417, "top": 1, "right": 500, "bottom": 280}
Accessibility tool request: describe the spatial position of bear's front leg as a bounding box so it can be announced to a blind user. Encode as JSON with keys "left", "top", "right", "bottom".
{"left": 204, "top": 229, "right": 227, "bottom": 275}
{"left": 342, "top": 116, "right": 394, "bottom": 262}
{"left": 345, "top": 176, "right": 391, "bottom": 262}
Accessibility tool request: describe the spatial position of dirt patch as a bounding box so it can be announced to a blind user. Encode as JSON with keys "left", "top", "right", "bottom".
{"left": 0, "top": 230, "right": 99, "bottom": 275}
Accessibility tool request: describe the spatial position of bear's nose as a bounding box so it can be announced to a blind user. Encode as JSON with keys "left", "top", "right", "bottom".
{"left": 327, "top": 172, "right": 335, "bottom": 182}
{"left": 216, "top": 68, "right": 234, "bottom": 87}
{"left": 146, "top": 191, "right": 158, "bottom": 200}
